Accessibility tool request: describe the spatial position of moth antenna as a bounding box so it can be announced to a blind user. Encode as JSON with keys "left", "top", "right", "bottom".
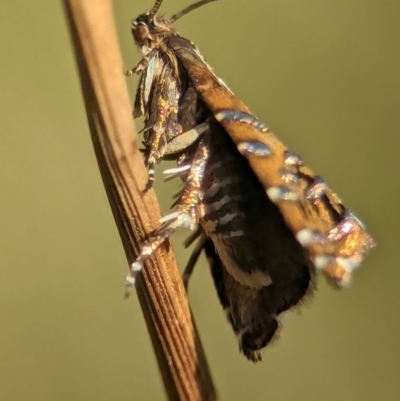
{"left": 148, "top": 0, "right": 164, "bottom": 18}
{"left": 170, "top": 0, "right": 218, "bottom": 22}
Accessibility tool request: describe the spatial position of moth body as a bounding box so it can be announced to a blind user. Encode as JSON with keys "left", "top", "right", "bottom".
{"left": 124, "top": 0, "right": 374, "bottom": 361}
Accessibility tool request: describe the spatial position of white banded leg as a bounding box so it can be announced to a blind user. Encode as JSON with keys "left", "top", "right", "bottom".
{"left": 146, "top": 122, "right": 209, "bottom": 188}
{"left": 125, "top": 212, "right": 193, "bottom": 296}
{"left": 145, "top": 154, "right": 156, "bottom": 188}
{"left": 126, "top": 133, "right": 211, "bottom": 295}
{"left": 144, "top": 134, "right": 167, "bottom": 189}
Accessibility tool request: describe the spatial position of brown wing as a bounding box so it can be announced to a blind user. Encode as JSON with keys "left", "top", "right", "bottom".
{"left": 169, "top": 37, "right": 374, "bottom": 287}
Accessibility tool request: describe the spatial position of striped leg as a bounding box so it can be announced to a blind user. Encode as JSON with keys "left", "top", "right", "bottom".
{"left": 125, "top": 133, "right": 211, "bottom": 295}
{"left": 125, "top": 211, "right": 193, "bottom": 296}
{"left": 145, "top": 122, "right": 210, "bottom": 189}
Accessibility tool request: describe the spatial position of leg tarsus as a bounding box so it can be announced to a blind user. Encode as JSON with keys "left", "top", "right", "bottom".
{"left": 124, "top": 212, "right": 195, "bottom": 294}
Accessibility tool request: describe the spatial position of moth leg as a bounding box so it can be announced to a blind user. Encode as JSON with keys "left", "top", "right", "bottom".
{"left": 124, "top": 49, "right": 157, "bottom": 76}
{"left": 143, "top": 131, "right": 167, "bottom": 189}
{"left": 124, "top": 211, "right": 193, "bottom": 296}
{"left": 125, "top": 134, "right": 210, "bottom": 294}
{"left": 145, "top": 155, "right": 157, "bottom": 189}
{"left": 163, "top": 122, "right": 210, "bottom": 156}
{"left": 146, "top": 122, "right": 210, "bottom": 188}
{"left": 145, "top": 121, "right": 210, "bottom": 190}
{"left": 162, "top": 164, "right": 191, "bottom": 182}
{"left": 182, "top": 229, "right": 207, "bottom": 290}
{"left": 146, "top": 121, "right": 210, "bottom": 188}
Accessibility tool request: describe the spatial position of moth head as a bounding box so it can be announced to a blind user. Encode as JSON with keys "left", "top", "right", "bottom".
{"left": 131, "top": 0, "right": 217, "bottom": 53}
{"left": 130, "top": 17, "right": 150, "bottom": 45}
{"left": 130, "top": 13, "right": 173, "bottom": 50}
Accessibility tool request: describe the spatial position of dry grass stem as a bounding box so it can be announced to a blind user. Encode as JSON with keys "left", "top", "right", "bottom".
{"left": 63, "top": 0, "right": 218, "bottom": 399}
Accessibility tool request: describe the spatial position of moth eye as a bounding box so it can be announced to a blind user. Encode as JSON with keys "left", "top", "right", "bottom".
{"left": 132, "top": 23, "right": 149, "bottom": 43}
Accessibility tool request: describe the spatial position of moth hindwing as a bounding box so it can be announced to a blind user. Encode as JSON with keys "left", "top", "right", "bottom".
{"left": 124, "top": 0, "right": 375, "bottom": 362}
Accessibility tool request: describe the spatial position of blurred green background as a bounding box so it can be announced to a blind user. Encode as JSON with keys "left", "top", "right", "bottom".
{"left": 1, "top": 0, "right": 399, "bottom": 400}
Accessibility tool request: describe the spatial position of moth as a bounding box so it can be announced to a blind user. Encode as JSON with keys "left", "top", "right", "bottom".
{"left": 124, "top": 0, "right": 374, "bottom": 362}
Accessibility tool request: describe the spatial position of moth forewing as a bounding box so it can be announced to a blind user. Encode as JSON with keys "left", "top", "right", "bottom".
{"left": 171, "top": 39, "right": 374, "bottom": 287}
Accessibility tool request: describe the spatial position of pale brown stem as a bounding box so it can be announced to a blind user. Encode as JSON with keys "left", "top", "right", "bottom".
{"left": 62, "top": 1, "right": 218, "bottom": 400}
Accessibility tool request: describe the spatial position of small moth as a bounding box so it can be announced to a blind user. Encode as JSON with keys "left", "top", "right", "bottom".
{"left": 125, "top": 0, "right": 374, "bottom": 362}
